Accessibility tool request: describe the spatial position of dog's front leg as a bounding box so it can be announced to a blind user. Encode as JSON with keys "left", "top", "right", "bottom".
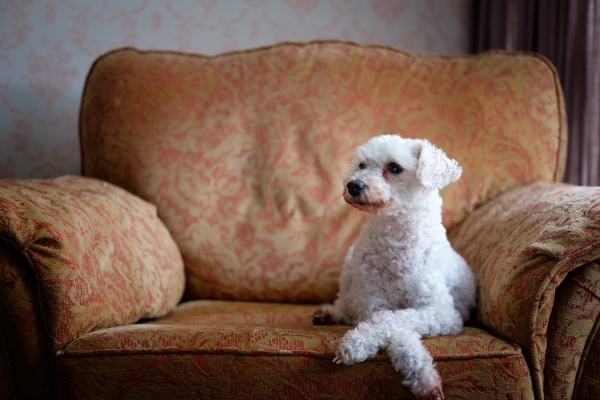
{"left": 333, "top": 319, "right": 387, "bottom": 365}
{"left": 374, "top": 307, "right": 459, "bottom": 400}
{"left": 387, "top": 329, "right": 444, "bottom": 400}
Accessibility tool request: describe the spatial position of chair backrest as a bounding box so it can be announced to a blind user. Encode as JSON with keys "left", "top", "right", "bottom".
{"left": 80, "top": 41, "right": 566, "bottom": 303}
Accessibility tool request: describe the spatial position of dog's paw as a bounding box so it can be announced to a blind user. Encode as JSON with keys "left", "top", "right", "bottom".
{"left": 427, "top": 386, "right": 444, "bottom": 400}
{"left": 333, "top": 329, "right": 377, "bottom": 365}
{"left": 403, "top": 366, "right": 444, "bottom": 400}
{"left": 415, "top": 383, "right": 444, "bottom": 400}
{"left": 312, "top": 312, "right": 336, "bottom": 325}
{"left": 333, "top": 341, "right": 367, "bottom": 365}
{"left": 312, "top": 305, "right": 341, "bottom": 325}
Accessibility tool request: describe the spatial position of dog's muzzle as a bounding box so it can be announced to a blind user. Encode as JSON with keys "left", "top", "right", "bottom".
{"left": 347, "top": 180, "right": 366, "bottom": 197}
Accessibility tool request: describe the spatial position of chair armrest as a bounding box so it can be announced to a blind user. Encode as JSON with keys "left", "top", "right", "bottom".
{"left": 0, "top": 176, "right": 185, "bottom": 354}
{"left": 546, "top": 262, "right": 600, "bottom": 399}
{"left": 449, "top": 182, "right": 600, "bottom": 398}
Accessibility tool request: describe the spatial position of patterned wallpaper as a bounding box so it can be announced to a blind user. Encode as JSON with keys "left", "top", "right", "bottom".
{"left": 0, "top": 0, "right": 472, "bottom": 179}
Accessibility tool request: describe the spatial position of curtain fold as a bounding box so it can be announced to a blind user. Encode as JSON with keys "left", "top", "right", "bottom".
{"left": 474, "top": 0, "right": 599, "bottom": 186}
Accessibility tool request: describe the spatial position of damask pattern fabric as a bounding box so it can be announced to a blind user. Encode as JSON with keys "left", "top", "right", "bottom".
{"left": 0, "top": 176, "right": 185, "bottom": 352}
{"left": 449, "top": 182, "right": 600, "bottom": 397}
{"left": 544, "top": 263, "right": 600, "bottom": 399}
{"left": 575, "top": 327, "right": 600, "bottom": 399}
{"left": 57, "top": 300, "right": 534, "bottom": 399}
{"left": 0, "top": 245, "right": 52, "bottom": 399}
{"left": 3, "top": 42, "right": 597, "bottom": 400}
{"left": 0, "top": 1, "right": 473, "bottom": 180}
{"left": 80, "top": 41, "right": 566, "bottom": 302}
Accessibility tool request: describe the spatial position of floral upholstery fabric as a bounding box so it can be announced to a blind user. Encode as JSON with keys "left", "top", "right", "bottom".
{"left": 56, "top": 300, "right": 534, "bottom": 399}
{"left": 545, "top": 262, "right": 600, "bottom": 399}
{"left": 575, "top": 321, "right": 600, "bottom": 399}
{"left": 80, "top": 42, "right": 566, "bottom": 302}
{"left": 449, "top": 182, "right": 600, "bottom": 398}
{"left": 0, "top": 176, "right": 185, "bottom": 353}
{"left": 0, "top": 245, "right": 52, "bottom": 399}
{"left": 2, "top": 42, "right": 598, "bottom": 400}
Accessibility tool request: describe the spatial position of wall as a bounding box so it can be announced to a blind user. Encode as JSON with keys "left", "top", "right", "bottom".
{"left": 0, "top": 0, "right": 472, "bottom": 179}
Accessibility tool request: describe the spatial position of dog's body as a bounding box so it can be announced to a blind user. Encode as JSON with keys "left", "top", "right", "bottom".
{"left": 313, "top": 135, "right": 477, "bottom": 400}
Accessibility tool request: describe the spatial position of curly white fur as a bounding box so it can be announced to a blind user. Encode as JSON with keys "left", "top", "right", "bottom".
{"left": 313, "top": 134, "right": 477, "bottom": 400}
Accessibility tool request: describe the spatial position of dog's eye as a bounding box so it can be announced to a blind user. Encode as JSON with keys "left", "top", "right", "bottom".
{"left": 358, "top": 163, "right": 366, "bottom": 169}
{"left": 388, "top": 162, "right": 403, "bottom": 174}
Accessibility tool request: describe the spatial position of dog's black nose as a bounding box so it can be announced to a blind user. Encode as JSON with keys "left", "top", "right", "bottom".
{"left": 347, "top": 180, "right": 366, "bottom": 196}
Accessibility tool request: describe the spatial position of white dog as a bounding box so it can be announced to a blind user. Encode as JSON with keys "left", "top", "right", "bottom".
{"left": 313, "top": 134, "right": 477, "bottom": 400}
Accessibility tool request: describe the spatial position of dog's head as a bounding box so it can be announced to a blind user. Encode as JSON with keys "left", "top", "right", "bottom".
{"left": 343, "top": 135, "right": 462, "bottom": 213}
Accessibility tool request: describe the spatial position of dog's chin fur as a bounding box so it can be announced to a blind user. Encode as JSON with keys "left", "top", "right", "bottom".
{"left": 343, "top": 189, "right": 389, "bottom": 214}
{"left": 314, "top": 134, "right": 477, "bottom": 400}
{"left": 348, "top": 203, "right": 383, "bottom": 214}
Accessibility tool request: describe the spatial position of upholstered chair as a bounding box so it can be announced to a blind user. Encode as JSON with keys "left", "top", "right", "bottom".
{"left": 1, "top": 41, "right": 598, "bottom": 399}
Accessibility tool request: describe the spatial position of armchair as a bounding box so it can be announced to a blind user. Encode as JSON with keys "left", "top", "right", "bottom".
{"left": 1, "top": 41, "right": 598, "bottom": 399}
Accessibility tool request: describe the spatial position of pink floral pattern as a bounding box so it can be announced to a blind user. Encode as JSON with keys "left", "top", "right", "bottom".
{"left": 449, "top": 182, "right": 600, "bottom": 398}
{"left": 56, "top": 300, "right": 534, "bottom": 399}
{"left": 576, "top": 323, "right": 600, "bottom": 399}
{"left": 0, "top": 0, "right": 472, "bottom": 179}
{"left": 81, "top": 42, "right": 566, "bottom": 303}
{"left": 544, "top": 262, "right": 600, "bottom": 399}
{"left": 0, "top": 176, "right": 185, "bottom": 353}
{"left": 2, "top": 42, "right": 598, "bottom": 400}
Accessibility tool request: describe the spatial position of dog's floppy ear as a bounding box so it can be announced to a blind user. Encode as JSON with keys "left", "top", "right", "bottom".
{"left": 415, "top": 140, "right": 462, "bottom": 189}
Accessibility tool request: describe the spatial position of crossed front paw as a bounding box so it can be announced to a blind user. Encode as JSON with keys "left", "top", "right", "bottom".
{"left": 402, "top": 366, "right": 445, "bottom": 400}
{"left": 333, "top": 333, "right": 376, "bottom": 365}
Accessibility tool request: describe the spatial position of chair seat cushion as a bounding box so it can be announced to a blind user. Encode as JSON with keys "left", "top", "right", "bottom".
{"left": 57, "top": 301, "right": 534, "bottom": 399}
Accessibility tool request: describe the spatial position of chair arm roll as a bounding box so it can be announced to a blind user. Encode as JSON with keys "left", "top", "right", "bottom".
{"left": 449, "top": 182, "right": 600, "bottom": 397}
{"left": 0, "top": 176, "right": 185, "bottom": 353}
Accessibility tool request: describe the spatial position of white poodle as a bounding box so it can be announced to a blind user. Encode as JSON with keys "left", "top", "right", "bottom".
{"left": 313, "top": 134, "right": 477, "bottom": 400}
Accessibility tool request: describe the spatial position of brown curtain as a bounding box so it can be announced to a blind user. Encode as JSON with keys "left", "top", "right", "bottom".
{"left": 474, "top": 0, "right": 600, "bottom": 186}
